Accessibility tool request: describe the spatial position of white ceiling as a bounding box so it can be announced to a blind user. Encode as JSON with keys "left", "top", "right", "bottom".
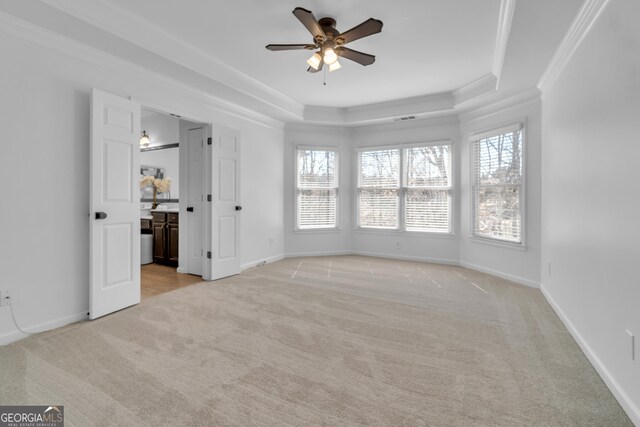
{"left": 107, "top": 0, "right": 500, "bottom": 108}
{"left": 0, "top": 0, "right": 585, "bottom": 124}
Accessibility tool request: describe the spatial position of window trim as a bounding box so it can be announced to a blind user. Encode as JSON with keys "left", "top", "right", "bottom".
{"left": 294, "top": 145, "right": 340, "bottom": 232}
{"left": 355, "top": 140, "right": 454, "bottom": 235}
{"left": 469, "top": 122, "right": 526, "bottom": 247}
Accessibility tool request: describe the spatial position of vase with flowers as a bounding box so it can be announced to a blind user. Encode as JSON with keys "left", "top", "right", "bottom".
{"left": 140, "top": 176, "right": 172, "bottom": 209}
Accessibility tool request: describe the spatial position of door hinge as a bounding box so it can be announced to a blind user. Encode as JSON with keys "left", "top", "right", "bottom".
{"left": 207, "top": 251, "right": 212, "bottom": 259}
{"left": 207, "top": 194, "right": 212, "bottom": 202}
{"left": 207, "top": 137, "right": 212, "bottom": 145}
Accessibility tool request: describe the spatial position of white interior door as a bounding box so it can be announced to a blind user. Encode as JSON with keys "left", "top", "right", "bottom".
{"left": 205, "top": 125, "right": 241, "bottom": 281}
{"left": 90, "top": 88, "right": 141, "bottom": 319}
{"left": 187, "top": 126, "right": 204, "bottom": 275}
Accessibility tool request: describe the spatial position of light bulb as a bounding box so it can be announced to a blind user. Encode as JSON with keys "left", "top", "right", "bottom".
{"left": 323, "top": 47, "right": 338, "bottom": 65}
{"left": 329, "top": 61, "right": 342, "bottom": 72}
{"left": 306, "top": 52, "right": 322, "bottom": 70}
{"left": 140, "top": 130, "right": 150, "bottom": 147}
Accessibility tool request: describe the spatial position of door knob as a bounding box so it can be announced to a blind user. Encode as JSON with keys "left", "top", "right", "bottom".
{"left": 186, "top": 207, "right": 194, "bottom": 212}
{"left": 235, "top": 206, "right": 242, "bottom": 211}
{"left": 95, "top": 212, "right": 107, "bottom": 220}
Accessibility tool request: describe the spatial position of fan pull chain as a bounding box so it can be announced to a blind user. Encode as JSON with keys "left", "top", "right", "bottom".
{"left": 323, "top": 66, "right": 327, "bottom": 86}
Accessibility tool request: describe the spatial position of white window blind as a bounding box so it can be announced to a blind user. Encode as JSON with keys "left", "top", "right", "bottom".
{"left": 404, "top": 146, "right": 451, "bottom": 232}
{"left": 357, "top": 144, "right": 452, "bottom": 232}
{"left": 472, "top": 126, "right": 523, "bottom": 243}
{"left": 358, "top": 149, "right": 400, "bottom": 229}
{"left": 296, "top": 148, "right": 338, "bottom": 229}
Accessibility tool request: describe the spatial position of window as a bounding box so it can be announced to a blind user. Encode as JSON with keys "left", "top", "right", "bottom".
{"left": 358, "top": 149, "right": 400, "bottom": 229}
{"left": 404, "top": 146, "right": 452, "bottom": 232}
{"left": 357, "top": 143, "right": 452, "bottom": 232}
{"left": 472, "top": 125, "right": 523, "bottom": 243}
{"left": 296, "top": 148, "right": 338, "bottom": 229}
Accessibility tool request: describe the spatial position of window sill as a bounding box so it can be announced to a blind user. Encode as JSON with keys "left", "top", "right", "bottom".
{"left": 293, "top": 228, "right": 343, "bottom": 234}
{"left": 468, "top": 236, "right": 527, "bottom": 251}
{"left": 354, "top": 228, "right": 456, "bottom": 239}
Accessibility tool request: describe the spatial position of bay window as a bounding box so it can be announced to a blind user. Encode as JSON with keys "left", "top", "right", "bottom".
{"left": 357, "top": 143, "right": 452, "bottom": 233}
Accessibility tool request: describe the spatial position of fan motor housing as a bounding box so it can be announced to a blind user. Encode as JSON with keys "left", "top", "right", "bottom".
{"left": 318, "top": 17, "right": 340, "bottom": 41}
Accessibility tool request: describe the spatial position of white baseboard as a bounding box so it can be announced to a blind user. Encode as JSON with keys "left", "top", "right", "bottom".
{"left": 459, "top": 261, "right": 540, "bottom": 288}
{"left": 541, "top": 284, "right": 640, "bottom": 426}
{"left": 285, "top": 250, "right": 457, "bottom": 266}
{"left": 353, "top": 250, "right": 459, "bottom": 266}
{"left": 241, "top": 254, "right": 285, "bottom": 271}
{"left": 285, "top": 252, "right": 541, "bottom": 286}
{"left": 284, "top": 250, "right": 355, "bottom": 258}
{"left": 0, "top": 310, "right": 88, "bottom": 346}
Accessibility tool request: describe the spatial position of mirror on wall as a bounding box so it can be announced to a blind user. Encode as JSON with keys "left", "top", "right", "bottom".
{"left": 140, "top": 165, "right": 164, "bottom": 179}
{"left": 140, "top": 108, "right": 180, "bottom": 202}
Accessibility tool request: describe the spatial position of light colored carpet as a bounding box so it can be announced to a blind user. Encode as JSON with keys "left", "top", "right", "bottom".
{"left": 0, "top": 256, "right": 631, "bottom": 426}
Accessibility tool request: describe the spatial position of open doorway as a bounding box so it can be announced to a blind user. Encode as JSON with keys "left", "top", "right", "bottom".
{"left": 90, "top": 89, "right": 241, "bottom": 318}
{"left": 139, "top": 108, "right": 206, "bottom": 299}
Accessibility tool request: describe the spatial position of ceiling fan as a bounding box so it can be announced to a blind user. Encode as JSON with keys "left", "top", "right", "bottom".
{"left": 265, "top": 7, "right": 383, "bottom": 73}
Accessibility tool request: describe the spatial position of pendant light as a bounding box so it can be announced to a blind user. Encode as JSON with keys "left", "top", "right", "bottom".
{"left": 140, "top": 130, "right": 150, "bottom": 148}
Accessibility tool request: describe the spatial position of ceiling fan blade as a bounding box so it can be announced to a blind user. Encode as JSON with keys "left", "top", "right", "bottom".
{"left": 293, "top": 7, "right": 326, "bottom": 42}
{"left": 307, "top": 60, "right": 324, "bottom": 73}
{"left": 337, "top": 47, "right": 375, "bottom": 66}
{"left": 336, "top": 18, "right": 383, "bottom": 45}
{"left": 265, "top": 44, "right": 316, "bottom": 51}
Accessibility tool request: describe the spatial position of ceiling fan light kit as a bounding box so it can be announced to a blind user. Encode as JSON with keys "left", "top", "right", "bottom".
{"left": 266, "top": 7, "right": 383, "bottom": 74}
{"left": 306, "top": 52, "right": 322, "bottom": 70}
{"left": 323, "top": 46, "right": 338, "bottom": 65}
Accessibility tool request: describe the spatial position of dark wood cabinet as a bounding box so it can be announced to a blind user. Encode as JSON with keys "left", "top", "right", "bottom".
{"left": 151, "top": 212, "right": 179, "bottom": 266}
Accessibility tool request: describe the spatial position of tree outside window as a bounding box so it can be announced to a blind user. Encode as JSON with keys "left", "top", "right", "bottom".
{"left": 472, "top": 126, "right": 523, "bottom": 243}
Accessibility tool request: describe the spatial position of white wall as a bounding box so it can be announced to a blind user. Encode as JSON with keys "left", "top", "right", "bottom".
{"left": 0, "top": 30, "right": 284, "bottom": 344}
{"left": 240, "top": 121, "right": 285, "bottom": 269}
{"left": 540, "top": 0, "right": 640, "bottom": 422}
{"left": 284, "top": 124, "right": 352, "bottom": 256}
{"left": 284, "top": 117, "right": 462, "bottom": 264}
{"left": 350, "top": 117, "right": 461, "bottom": 264}
{"left": 459, "top": 98, "right": 542, "bottom": 288}
{"left": 284, "top": 110, "right": 544, "bottom": 279}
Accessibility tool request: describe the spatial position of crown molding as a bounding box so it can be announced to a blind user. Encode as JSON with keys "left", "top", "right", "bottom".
{"left": 453, "top": 74, "right": 498, "bottom": 106}
{"left": 458, "top": 87, "right": 541, "bottom": 124}
{"left": 35, "top": 0, "right": 512, "bottom": 125}
{"left": 0, "top": 10, "right": 285, "bottom": 130}
{"left": 303, "top": 106, "right": 347, "bottom": 125}
{"left": 285, "top": 122, "right": 353, "bottom": 136}
{"left": 303, "top": 92, "right": 455, "bottom": 126}
{"left": 493, "top": 0, "right": 516, "bottom": 86}
{"left": 346, "top": 92, "right": 455, "bottom": 124}
{"left": 537, "top": 0, "right": 611, "bottom": 93}
{"left": 2, "top": 1, "right": 524, "bottom": 127}
{"left": 39, "top": 0, "right": 305, "bottom": 119}
{"left": 351, "top": 115, "right": 460, "bottom": 135}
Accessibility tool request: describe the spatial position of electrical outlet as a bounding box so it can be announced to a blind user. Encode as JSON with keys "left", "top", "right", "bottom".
{"left": 396, "top": 241, "right": 401, "bottom": 249}
{"left": 269, "top": 236, "right": 274, "bottom": 247}
{"left": 0, "top": 290, "right": 12, "bottom": 307}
